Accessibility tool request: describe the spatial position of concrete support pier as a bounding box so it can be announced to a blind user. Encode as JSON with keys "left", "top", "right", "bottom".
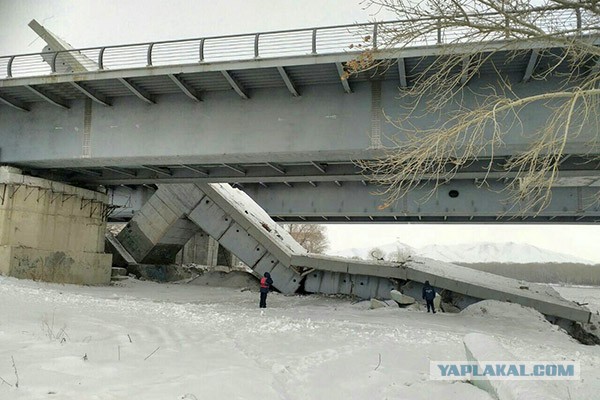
{"left": 175, "top": 230, "right": 236, "bottom": 267}
{"left": 0, "top": 166, "right": 112, "bottom": 284}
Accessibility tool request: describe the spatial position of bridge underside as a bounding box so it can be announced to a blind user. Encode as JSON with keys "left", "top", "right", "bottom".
{"left": 107, "top": 179, "right": 600, "bottom": 223}
{"left": 2, "top": 45, "right": 599, "bottom": 223}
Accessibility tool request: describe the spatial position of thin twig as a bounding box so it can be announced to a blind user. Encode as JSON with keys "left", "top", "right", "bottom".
{"left": 127, "top": 334, "right": 132, "bottom": 343}
{"left": 144, "top": 346, "right": 160, "bottom": 361}
{"left": 374, "top": 353, "right": 382, "bottom": 371}
{"left": 11, "top": 356, "right": 19, "bottom": 388}
{"left": 0, "top": 376, "right": 12, "bottom": 387}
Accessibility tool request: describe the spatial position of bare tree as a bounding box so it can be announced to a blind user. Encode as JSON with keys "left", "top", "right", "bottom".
{"left": 282, "top": 224, "right": 329, "bottom": 253}
{"left": 348, "top": 0, "right": 600, "bottom": 214}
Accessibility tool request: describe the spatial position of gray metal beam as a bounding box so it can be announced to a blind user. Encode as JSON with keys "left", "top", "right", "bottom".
{"left": 118, "top": 78, "right": 155, "bottom": 104}
{"left": 3, "top": 78, "right": 600, "bottom": 179}
{"left": 242, "top": 180, "right": 600, "bottom": 222}
{"left": 67, "top": 168, "right": 102, "bottom": 177}
{"left": 266, "top": 162, "right": 286, "bottom": 174}
{"left": 311, "top": 161, "right": 327, "bottom": 173}
{"left": 335, "top": 62, "right": 352, "bottom": 93}
{"left": 70, "top": 82, "right": 111, "bottom": 106}
{"left": 102, "top": 166, "right": 136, "bottom": 177}
{"left": 276, "top": 66, "right": 300, "bottom": 97}
{"left": 141, "top": 165, "right": 172, "bottom": 176}
{"left": 0, "top": 94, "right": 29, "bottom": 112}
{"left": 221, "top": 71, "right": 248, "bottom": 99}
{"left": 522, "top": 49, "right": 540, "bottom": 82}
{"left": 24, "top": 85, "right": 69, "bottom": 109}
{"left": 168, "top": 74, "right": 202, "bottom": 102}
{"left": 222, "top": 163, "right": 246, "bottom": 175}
{"left": 589, "top": 56, "right": 600, "bottom": 76}
{"left": 397, "top": 58, "right": 407, "bottom": 88}
{"left": 179, "top": 164, "right": 209, "bottom": 176}
{"left": 460, "top": 56, "right": 471, "bottom": 85}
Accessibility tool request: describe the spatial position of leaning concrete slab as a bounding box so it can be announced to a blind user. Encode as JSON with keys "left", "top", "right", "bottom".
{"left": 0, "top": 166, "right": 111, "bottom": 284}
{"left": 116, "top": 184, "right": 204, "bottom": 263}
{"left": 188, "top": 183, "right": 306, "bottom": 294}
{"left": 113, "top": 184, "right": 236, "bottom": 268}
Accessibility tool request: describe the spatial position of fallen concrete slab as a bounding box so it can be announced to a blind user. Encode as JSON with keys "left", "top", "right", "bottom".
{"left": 292, "top": 253, "right": 590, "bottom": 323}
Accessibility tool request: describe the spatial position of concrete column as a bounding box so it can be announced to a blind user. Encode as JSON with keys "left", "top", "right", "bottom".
{"left": 0, "top": 166, "right": 112, "bottom": 284}
{"left": 176, "top": 230, "right": 235, "bottom": 267}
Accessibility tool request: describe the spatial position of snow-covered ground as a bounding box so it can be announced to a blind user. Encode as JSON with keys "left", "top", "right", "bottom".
{"left": 1, "top": 276, "right": 599, "bottom": 399}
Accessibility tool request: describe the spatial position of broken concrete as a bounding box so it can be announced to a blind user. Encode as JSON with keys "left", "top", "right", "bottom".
{"left": 370, "top": 298, "right": 388, "bottom": 309}
{"left": 390, "top": 289, "right": 416, "bottom": 306}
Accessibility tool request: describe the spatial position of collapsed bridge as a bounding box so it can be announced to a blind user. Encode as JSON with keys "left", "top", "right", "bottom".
{"left": 107, "top": 182, "right": 596, "bottom": 342}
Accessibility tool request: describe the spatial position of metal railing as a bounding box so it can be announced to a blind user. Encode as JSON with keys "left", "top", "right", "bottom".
{"left": 0, "top": 6, "right": 597, "bottom": 79}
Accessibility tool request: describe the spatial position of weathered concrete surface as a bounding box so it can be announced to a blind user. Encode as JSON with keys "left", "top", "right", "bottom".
{"left": 0, "top": 166, "right": 111, "bottom": 284}
{"left": 0, "top": 246, "right": 111, "bottom": 284}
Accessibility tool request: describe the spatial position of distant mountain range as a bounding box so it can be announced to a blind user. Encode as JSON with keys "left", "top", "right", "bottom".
{"left": 327, "top": 241, "right": 596, "bottom": 265}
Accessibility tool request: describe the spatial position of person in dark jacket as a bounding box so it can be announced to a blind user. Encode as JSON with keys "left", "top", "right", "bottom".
{"left": 422, "top": 280, "right": 436, "bottom": 313}
{"left": 259, "top": 272, "right": 273, "bottom": 308}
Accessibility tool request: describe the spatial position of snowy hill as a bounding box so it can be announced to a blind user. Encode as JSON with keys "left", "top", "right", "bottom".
{"left": 328, "top": 241, "right": 596, "bottom": 264}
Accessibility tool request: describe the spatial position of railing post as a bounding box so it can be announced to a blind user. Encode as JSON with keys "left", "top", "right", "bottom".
{"left": 147, "top": 43, "right": 154, "bottom": 66}
{"left": 51, "top": 51, "right": 58, "bottom": 73}
{"left": 504, "top": 15, "right": 510, "bottom": 38}
{"left": 7, "top": 56, "right": 15, "bottom": 78}
{"left": 98, "top": 47, "right": 105, "bottom": 70}
{"left": 373, "top": 23, "right": 378, "bottom": 49}
{"left": 254, "top": 33, "right": 260, "bottom": 58}
{"left": 312, "top": 28, "right": 317, "bottom": 54}
{"left": 436, "top": 19, "right": 442, "bottom": 44}
{"left": 199, "top": 38, "right": 205, "bottom": 62}
{"left": 576, "top": 7, "right": 582, "bottom": 35}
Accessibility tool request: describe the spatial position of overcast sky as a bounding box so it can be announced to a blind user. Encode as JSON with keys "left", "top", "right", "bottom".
{"left": 1, "top": 0, "right": 599, "bottom": 262}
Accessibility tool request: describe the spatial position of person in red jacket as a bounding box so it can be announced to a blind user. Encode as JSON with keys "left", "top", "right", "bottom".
{"left": 259, "top": 272, "right": 273, "bottom": 308}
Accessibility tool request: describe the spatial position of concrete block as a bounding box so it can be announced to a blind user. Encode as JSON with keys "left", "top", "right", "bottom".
{"left": 187, "top": 198, "right": 233, "bottom": 240}
{"left": 218, "top": 223, "right": 266, "bottom": 268}
{"left": 370, "top": 298, "right": 388, "bottom": 309}
{"left": 116, "top": 220, "right": 155, "bottom": 262}
{"left": 390, "top": 289, "right": 416, "bottom": 305}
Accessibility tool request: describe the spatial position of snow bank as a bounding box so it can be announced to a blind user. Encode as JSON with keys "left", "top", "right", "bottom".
{"left": 460, "top": 300, "right": 555, "bottom": 331}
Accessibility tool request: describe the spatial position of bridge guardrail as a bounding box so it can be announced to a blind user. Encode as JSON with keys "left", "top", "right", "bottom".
{"left": 0, "top": 6, "right": 595, "bottom": 79}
